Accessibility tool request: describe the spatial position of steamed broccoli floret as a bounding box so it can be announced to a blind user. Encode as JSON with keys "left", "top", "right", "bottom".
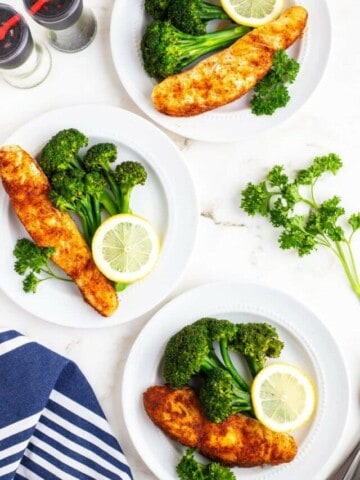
{"left": 114, "top": 161, "right": 147, "bottom": 213}
{"left": 199, "top": 368, "right": 252, "bottom": 423}
{"left": 84, "top": 146, "right": 147, "bottom": 215}
{"left": 145, "top": 0, "right": 170, "bottom": 20}
{"left": 167, "top": 0, "right": 230, "bottom": 35}
{"left": 40, "top": 128, "right": 88, "bottom": 177}
{"left": 194, "top": 318, "right": 249, "bottom": 391}
{"left": 82, "top": 143, "right": 121, "bottom": 215}
{"left": 163, "top": 322, "right": 223, "bottom": 387}
{"left": 176, "top": 448, "right": 236, "bottom": 480}
{"left": 82, "top": 142, "right": 118, "bottom": 172}
{"left": 49, "top": 169, "right": 106, "bottom": 245}
{"left": 13, "top": 238, "right": 71, "bottom": 293}
{"left": 141, "top": 20, "right": 250, "bottom": 78}
{"left": 162, "top": 318, "right": 252, "bottom": 419}
{"left": 230, "top": 322, "right": 284, "bottom": 376}
{"left": 40, "top": 129, "right": 148, "bottom": 257}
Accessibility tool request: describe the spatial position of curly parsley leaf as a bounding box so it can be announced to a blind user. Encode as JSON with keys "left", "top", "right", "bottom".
{"left": 250, "top": 50, "right": 300, "bottom": 116}
{"left": 176, "top": 449, "right": 235, "bottom": 480}
{"left": 13, "top": 238, "right": 71, "bottom": 293}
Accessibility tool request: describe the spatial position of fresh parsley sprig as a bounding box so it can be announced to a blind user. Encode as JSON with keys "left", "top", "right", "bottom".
{"left": 13, "top": 238, "right": 72, "bottom": 293}
{"left": 240, "top": 154, "right": 360, "bottom": 298}
{"left": 250, "top": 50, "right": 300, "bottom": 116}
{"left": 176, "top": 448, "right": 236, "bottom": 480}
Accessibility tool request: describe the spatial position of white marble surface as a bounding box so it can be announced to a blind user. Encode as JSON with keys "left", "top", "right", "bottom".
{"left": 1, "top": 1, "right": 360, "bottom": 479}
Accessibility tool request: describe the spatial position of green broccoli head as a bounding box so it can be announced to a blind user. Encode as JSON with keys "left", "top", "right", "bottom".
{"left": 230, "top": 323, "right": 284, "bottom": 376}
{"left": 144, "top": 0, "right": 170, "bottom": 20}
{"left": 82, "top": 142, "right": 118, "bottom": 172}
{"left": 167, "top": 0, "right": 230, "bottom": 36}
{"left": 194, "top": 317, "right": 237, "bottom": 342}
{"left": 40, "top": 128, "right": 88, "bottom": 177}
{"left": 48, "top": 169, "right": 102, "bottom": 245}
{"left": 114, "top": 161, "right": 147, "bottom": 213}
{"left": 51, "top": 169, "right": 86, "bottom": 203}
{"left": 84, "top": 171, "right": 108, "bottom": 198}
{"left": 162, "top": 323, "right": 221, "bottom": 387}
{"left": 198, "top": 368, "right": 252, "bottom": 423}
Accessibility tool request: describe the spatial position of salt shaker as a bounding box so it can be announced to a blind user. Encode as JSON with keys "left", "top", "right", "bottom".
{"left": 0, "top": 3, "right": 51, "bottom": 88}
{"left": 23, "top": 0, "right": 97, "bottom": 53}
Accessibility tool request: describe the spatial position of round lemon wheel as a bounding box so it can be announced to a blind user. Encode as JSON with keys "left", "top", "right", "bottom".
{"left": 92, "top": 214, "right": 160, "bottom": 284}
{"left": 220, "top": 0, "right": 284, "bottom": 27}
{"left": 251, "top": 362, "right": 316, "bottom": 432}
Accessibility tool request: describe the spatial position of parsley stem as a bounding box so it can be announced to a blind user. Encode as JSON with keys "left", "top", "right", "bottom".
{"left": 298, "top": 195, "right": 316, "bottom": 209}
{"left": 310, "top": 181, "right": 318, "bottom": 208}
{"left": 42, "top": 267, "right": 72, "bottom": 282}
{"left": 345, "top": 239, "right": 360, "bottom": 285}
{"left": 335, "top": 242, "right": 360, "bottom": 297}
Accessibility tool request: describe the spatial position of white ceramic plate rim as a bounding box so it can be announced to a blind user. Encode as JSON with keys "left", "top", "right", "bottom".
{"left": 122, "top": 282, "right": 349, "bottom": 480}
{"left": 110, "top": 0, "right": 332, "bottom": 142}
{"left": 0, "top": 105, "right": 199, "bottom": 328}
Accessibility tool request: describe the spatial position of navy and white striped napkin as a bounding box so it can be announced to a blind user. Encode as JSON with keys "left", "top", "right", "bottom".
{"left": 0, "top": 329, "right": 133, "bottom": 480}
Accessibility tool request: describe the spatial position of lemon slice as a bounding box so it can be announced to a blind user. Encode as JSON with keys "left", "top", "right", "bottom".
{"left": 92, "top": 214, "right": 160, "bottom": 284}
{"left": 251, "top": 362, "right": 316, "bottom": 432}
{"left": 220, "top": 0, "right": 284, "bottom": 27}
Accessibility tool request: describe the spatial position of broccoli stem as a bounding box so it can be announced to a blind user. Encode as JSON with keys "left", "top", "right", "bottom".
{"left": 219, "top": 339, "right": 250, "bottom": 391}
{"left": 231, "top": 383, "right": 253, "bottom": 409}
{"left": 77, "top": 211, "right": 92, "bottom": 246}
{"left": 99, "top": 191, "right": 118, "bottom": 217}
{"left": 198, "top": 2, "right": 230, "bottom": 20}
{"left": 201, "top": 353, "right": 225, "bottom": 373}
{"left": 104, "top": 171, "right": 123, "bottom": 212}
{"left": 176, "top": 25, "right": 250, "bottom": 66}
{"left": 121, "top": 191, "right": 132, "bottom": 214}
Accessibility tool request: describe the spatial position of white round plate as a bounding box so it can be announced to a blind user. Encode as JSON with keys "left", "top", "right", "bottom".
{"left": 110, "top": 0, "right": 331, "bottom": 142}
{"left": 0, "top": 105, "right": 198, "bottom": 328}
{"left": 122, "top": 282, "right": 349, "bottom": 480}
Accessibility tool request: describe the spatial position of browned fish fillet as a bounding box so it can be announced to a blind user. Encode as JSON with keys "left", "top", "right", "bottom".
{"left": 0, "top": 145, "right": 119, "bottom": 317}
{"left": 143, "top": 385, "right": 297, "bottom": 467}
{"left": 152, "top": 6, "right": 308, "bottom": 116}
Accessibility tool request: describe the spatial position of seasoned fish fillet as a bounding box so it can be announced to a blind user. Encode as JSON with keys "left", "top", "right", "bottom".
{"left": 143, "top": 385, "right": 297, "bottom": 467}
{"left": 152, "top": 6, "right": 308, "bottom": 116}
{"left": 0, "top": 145, "right": 119, "bottom": 317}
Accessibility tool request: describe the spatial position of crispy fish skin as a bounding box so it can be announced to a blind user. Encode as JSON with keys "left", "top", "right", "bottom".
{"left": 152, "top": 6, "right": 308, "bottom": 117}
{"left": 143, "top": 385, "right": 297, "bottom": 467}
{"left": 0, "top": 145, "right": 119, "bottom": 317}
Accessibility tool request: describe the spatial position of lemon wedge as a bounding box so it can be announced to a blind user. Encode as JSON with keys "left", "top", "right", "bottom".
{"left": 220, "top": 0, "right": 284, "bottom": 27}
{"left": 251, "top": 362, "right": 316, "bottom": 432}
{"left": 92, "top": 214, "right": 160, "bottom": 284}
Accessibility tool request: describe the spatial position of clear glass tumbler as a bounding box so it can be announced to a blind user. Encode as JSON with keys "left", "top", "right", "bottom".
{"left": 23, "top": 0, "right": 97, "bottom": 53}
{"left": 0, "top": 3, "right": 51, "bottom": 88}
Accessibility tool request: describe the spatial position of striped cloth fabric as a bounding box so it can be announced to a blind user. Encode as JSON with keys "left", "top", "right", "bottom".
{"left": 0, "top": 329, "right": 133, "bottom": 480}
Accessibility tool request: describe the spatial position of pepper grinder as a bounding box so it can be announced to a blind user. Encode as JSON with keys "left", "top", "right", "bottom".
{"left": 23, "top": 0, "right": 97, "bottom": 53}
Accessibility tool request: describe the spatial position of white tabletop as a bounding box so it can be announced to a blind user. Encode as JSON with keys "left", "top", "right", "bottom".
{"left": 1, "top": 1, "right": 359, "bottom": 479}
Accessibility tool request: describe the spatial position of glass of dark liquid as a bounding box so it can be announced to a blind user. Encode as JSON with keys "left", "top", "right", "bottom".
{"left": 0, "top": 3, "right": 51, "bottom": 88}
{"left": 23, "top": 0, "right": 97, "bottom": 53}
